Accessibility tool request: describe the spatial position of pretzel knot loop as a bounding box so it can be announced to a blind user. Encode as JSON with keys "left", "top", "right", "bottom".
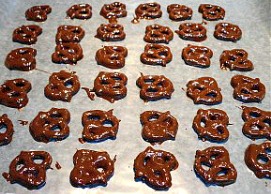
{"left": 199, "top": 4, "right": 225, "bottom": 21}
{"left": 95, "top": 23, "right": 126, "bottom": 41}
{"left": 100, "top": 2, "right": 127, "bottom": 19}
{"left": 167, "top": 4, "right": 193, "bottom": 21}
{"left": 175, "top": 23, "right": 207, "bottom": 42}
{"left": 214, "top": 22, "right": 242, "bottom": 42}
{"left": 56, "top": 25, "right": 85, "bottom": 43}
{"left": 13, "top": 25, "right": 42, "bottom": 45}
{"left": 135, "top": 3, "right": 162, "bottom": 19}
{"left": 144, "top": 24, "right": 173, "bottom": 44}
{"left": 67, "top": 4, "right": 92, "bottom": 20}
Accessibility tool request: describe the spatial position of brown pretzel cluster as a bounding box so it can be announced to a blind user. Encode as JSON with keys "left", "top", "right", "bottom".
{"left": 0, "top": 114, "right": 14, "bottom": 146}
{"left": 134, "top": 146, "right": 178, "bottom": 190}
{"left": 95, "top": 46, "right": 128, "bottom": 69}
{"left": 140, "top": 44, "right": 172, "bottom": 66}
{"left": 0, "top": 78, "right": 32, "bottom": 109}
{"left": 144, "top": 24, "right": 173, "bottom": 44}
{"left": 55, "top": 25, "right": 85, "bottom": 44}
{"left": 44, "top": 70, "right": 80, "bottom": 102}
{"left": 182, "top": 45, "right": 213, "bottom": 68}
{"left": 3, "top": 151, "right": 52, "bottom": 189}
{"left": 135, "top": 3, "right": 162, "bottom": 20}
{"left": 244, "top": 141, "right": 271, "bottom": 179}
{"left": 81, "top": 110, "right": 120, "bottom": 142}
{"left": 194, "top": 146, "right": 237, "bottom": 186}
{"left": 100, "top": 2, "right": 127, "bottom": 19}
{"left": 167, "top": 4, "right": 193, "bottom": 21}
{"left": 231, "top": 75, "right": 265, "bottom": 103}
{"left": 13, "top": 25, "right": 42, "bottom": 45}
{"left": 136, "top": 74, "right": 174, "bottom": 102}
{"left": 25, "top": 5, "right": 52, "bottom": 22}
{"left": 186, "top": 77, "right": 222, "bottom": 105}
{"left": 241, "top": 106, "right": 271, "bottom": 140}
{"left": 93, "top": 71, "right": 128, "bottom": 103}
{"left": 5, "top": 47, "right": 37, "bottom": 71}
{"left": 29, "top": 108, "right": 70, "bottom": 143}
{"left": 66, "top": 4, "right": 92, "bottom": 20}
{"left": 175, "top": 23, "right": 207, "bottom": 42}
{"left": 70, "top": 149, "right": 115, "bottom": 188}
{"left": 95, "top": 23, "right": 126, "bottom": 41}
{"left": 140, "top": 111, "right": 178, "bottom": 144}
{"left": 214, "top": 22, "right": 242, "bottom": 42}
{"left": 193, "top": 109, "right": 229, "bottom": 142}
{"left": 220, "top": 49, "right": 254, "bottom": 71}
{"left": 198, "top": 4, "right": 225, "bottom": 21}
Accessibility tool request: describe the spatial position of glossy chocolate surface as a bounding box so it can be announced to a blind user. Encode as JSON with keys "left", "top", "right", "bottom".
{"left": 25, "top": 5, "right": 52, "bottom": 22}
{"left": 175, "top": 23, "right": 207, "bottom": 42}
{"left": 100, "top": 2, "right": 127, "bottom": 19}
{"left": 0, "top": 114, "right": 14, "bottom": 146}
{"left": 199, "top": 4, "right": 225, "bottom": 21}
{"left": 55, "top": 25, "right": 85, "bottom": 44}
{"left": 13, "top": 25, "right": 42, "bottom": 45}
{"left": 214, "top": 22, "right": 242, "bottom": 42}
{"left": 167, "top": 4, "right": 192, "bottom": 21}
{"left": 144, "top": 24, "right": 173, "bottom": 44}
{"left": 67, "top": 4, "right": 92, "bottom": 20}
{"left": 134, "top": 3, "right": 162, "bottom": 21}
{"left": 95, "top": 23, "right": 126, "bottom": 41}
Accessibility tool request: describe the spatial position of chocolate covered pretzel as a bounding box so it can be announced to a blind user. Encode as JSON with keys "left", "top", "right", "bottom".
{"left": 231, "top": 75, "right": 265, "bottom": 103}
{"left": 140, "top": 44, "right": 172, "bottom": 66}
{"left": 214, "top": 22, "right": 242, "bottom": 42}
{"left": 244, "top": 141, "right": 271, "bottom": 179}
{"left": 194, "top": 146, "right": 237, "bottom": 186}
{"left": 193, "top": 109, "right": 229, "bottom": 142}
{"left": 175, "top": 23, "right": 207, "bottom": 42}
{"left": 167, "top": 4, "right": 193, "bottom": 21}
{"left": 182, "top": 45, "right": 213, "bottom": 68}
{"left": 66, "top": 4, "right": 92, "bottom": 20}
{"left": 70, "top": 149, "right": 115, "bottom": 188}
{"left": 81, "top": 110, "right": 120, "bottom": 142}
{"left": 144, "top": 24, "right": 173, "bottom": 44}
{"left": 44, "top": 70, "right": 80, "bottom": 102}
{"left": 5, "top": 47, "right": 37, "bottom": 71}
{"left": 55, "top": 25, "right": 85, "bottom": 44}
{"left": 3, "top": 151, "right": 52, "bottom": 189}
{"left": 100, "top": 2, "right": 127, "bottom": 19}
{"left": 25, "top": 5, "right": 52, "bottom": 22}
{"left": 241, "top": 106, "right": 271, "bottom": 140}
{"left": 0, "top": 114, "right": 14, "bottom": 146}
{"left": 29, "top": 108, "right": 70, "bottom": 143}
{"left": 134, "top": 146, "right": 178, "bottom": 190}
{"left": 140, "top": 111, "right": 178, "bottom": 144}
{"left": 220, "top": 49, "right": 254, "bottom": 71}
{"left": 13, "top": 25, "right": 42, "bottom": 45}
{"left": 0, "top": 78, "right": 32, "bottom": 109}
{"left": 198, "top": 4, "right": 225, "bottom": 21}
{"left": 134, "top": 3, "right": 162, "bottom": 20}
{"left": 95, "top": 46, "right": 128, "bottom": 69}
{"left": 186, "top": 77, "right": 222, "bottom": 105}
{"left": 95, "top": 23, "right": 126, "bottom": 41}
{"left": 136, "top": 74, "right": 174, "bottom": 102}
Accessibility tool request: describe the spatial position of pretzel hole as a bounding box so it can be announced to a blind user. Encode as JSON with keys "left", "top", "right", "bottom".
{"left": 252, "top": 85, "right": 260, "bottom": 93}
{"left": 150, "top": 33, "right": 160, "bottom": 38}
{"left": 11, "top": 91, "right": 20, "bottom": 97}
{"left": 146, "top": 88, "right": 158, "bottom": 93}
{"left": 143, "top": 156, "right": 151, "bottom": 165}
{"left": 217, "top": 168, "right": 229, "bottom": 177}
{"left": 257, "top": 154, "right": 269, "bottom": 164}
{"left": 251, "top": 124, "right": 263, "bottom": 131}
{"left": 102, "top": 120, "right": 113, "bottom": 127}
{"left": 148, "top": 114, "right": 159, "bottom": 121}
{"left": 201, "top": 162, "right": 211, "bottom": 171}
{"left": 15, "top": 82, "right": 26, "bottom": 88}
{"left": 241, "top": 89, "right": 251, "bottom": 94}
{"left": 19, "top": 49, "right": 29, "bottom": 55}
{"left": 101, "top": 79, "right": 109, "bottom": 85}
{"left": 249, "top": 111, "right": 261, "bottom": 118}
{"left": 263, "top": 118, "right": 271, "bottom": 127}
{"left": 51, "top": 125, "right": 61, "bottom": 132}
{"left": 265, "top": 147, "right": 271, "bottom": 154}
{"left": 154, "top": 170, "right": 162, "bottom": 177}
{"left": 64, "top": 80, "right": 73, "bottom": 88}
{"left": 229, "top": 56, "right": 237, "bottom": 61}
{"left": 206, "top": 92, "right": 217, "bottom": 98}
{"left": 158, "top": 51, "right": 169, "bottom": 58}
{"left": 50, "top": 112, "right": 62, "bottom": 119}
{"left": 97, "top": 167, "right": 104, "bottom": 173}
{"left": 33, "top": 155, "right": 45, "bottom": 164}
{"left": 72, "top": 29, "right": 81, "bottom": 34}
{"left": 79, "top": 10, "right": 88, "bottom": 15}
{"left": 210, "top": 114, "right": 220, "bottom": 120}
{"left": 0, "top": 124, "right": 7, "bottom": 134}
{"left": 210, "top": 153, "right": 219, "bottom": 160}
{"left": 200, "top": 118, "right": 206, "bottom": 127}
{"left": 16, "top": 160, "right": 25, "bottom": 171}
{"left": 216, "top": 126, "right": 224, "bottom": 134}
{"left": 111, "top": 76, "right": 122, "bottom": 81}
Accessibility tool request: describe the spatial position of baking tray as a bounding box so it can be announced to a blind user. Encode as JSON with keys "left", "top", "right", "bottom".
{"left": 0, "top": 0, "right": 270, "bottom": 194}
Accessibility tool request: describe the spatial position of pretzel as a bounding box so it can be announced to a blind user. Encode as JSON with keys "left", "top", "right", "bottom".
{"left": 186, "top": 77, "right": 222, "bottom": 105}
{"left": 3, "top": 151, "right": 52, "bottom": 189}
{"left": 182, "top": 45, "right": 213, "bottom": 68}
{"left": 241, "top": 106, "right": 271, "bottom": 140}
{"left": 70, "top": 149, "right": 115, "bottom": 187}
{"left": 25, "top": 5, "right": 52, "bottom": 22}
{"left": 135, "top": 3, "right": 162, "bottom": 20}
{"left": 134, "top": 146, "right": 178, "bottom": 190}
{"left": 0, "top": 114, "right": 14, "bottom": 146}
{"left": 100, "top": 2, "right": 127, "bottom": 19}
{"left": 66, "top": 4, "right": 92, "bottom": 20}
{"left": 55, "top": 25, "right": 85, "bottom": 44}
{"left": 231, "top": 75, "right": 265, "bottom": 103}
{"left": 93, "top": 71, "right": 128, "bottom": 103}
{"left": 95, "top": 23, "right": 126, "bottom": 41}
{"left": 51, "top": 42, "right": 83, "bottom": 64}
{"left": 175, "top": 23, "right": 207, "bottom": 42}
{"left": 0, "top": 78, "right": 32, "bottom": 109}
{"left": 136, "top": 74, "right": 174, "bottom": 102}
{"left": 194, "top": 146, "right": 237, "bottom": 186}
{"left": 95, "top": 46, "right": 128, "bottom": 69}
{"left": 198, "top": 4, "right": 225, "bottom": 21}
{"left": 193, "top": 109, "right": 229, "bottom": 142}
{"left": 140, "top": 111, "right": 178, "bottom": 144}
{"left": 220, "top": 49, "right": 254, "bottom": 71}
{"left": 144, "top": 24, "right": 173, "bottom": 44}
{"left": 167, "top": 4, "right": 193, "bottom": 21}
{"left": 140, "top": 44, "right": 172, "bottom": 66}
{"left": 13, "top": 25, "right": 42, "bottom": 44}
{"left": 244, "top": 141, "right": 271, "bottom": 179}
{"left": 5, "top": 47, "right": 37, "bottom": 71}
{"left": 214, "top": 22, "right": 242, "bottom": 42}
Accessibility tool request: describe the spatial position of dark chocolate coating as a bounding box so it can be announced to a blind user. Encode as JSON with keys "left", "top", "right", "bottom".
{"left": 175, "top": 23, "right": 207, "bottom": 42}
{"left": 198, "top": 4, "right": 225, "bottom": 21}
{"left": 134, "top": 146, "right": 178, "bottom": 190}
{"left": 13, "top": 25, "right": 42, "bottom": 45}
{"left": 25, "top": 5, "right": 52, "bottom": 22}
{"left": 55, "top": 25, "right": 85, "bottom": 44}
{"left": 231, "top": 75, "right": 265, "bottom": 103}
{"left": 100, "top": 2, "right": 127, "bottom": 19}
{"left": 194, "top": 146, "right": 237, "bottom": 186}
{"left": 214, "top": 22, "right": 242, "bottom": 42}
{"left": 5, "top": 47, "right": 37, "bottom": 71}
{"left": 167, "top": 4, "right": 193, "bottom": 21}
{"left": 66, "top": 4, "right": 92, "bottom": 20}
{"left": 0, "top": 114, "right": 14, "bottom": 146}
{"left": 140, "top": 111, "right": 178, "bottom": 144}
{"left": 135, "top": 3, "right": 162, "bottom": 20}
{"left": 144, "top": 24, "right": 173, "bottom": 44}
{"left": 0, "top": 78, "right": 32, "bottom": 109}
{"left": 95, "top": 23, "right": 126, "bottom": 41}
{"left": 193, "top": 109, "right": 229, "bottom": 142}
{"left": 70, "top": 149, "right": 115, "bottom": 188}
